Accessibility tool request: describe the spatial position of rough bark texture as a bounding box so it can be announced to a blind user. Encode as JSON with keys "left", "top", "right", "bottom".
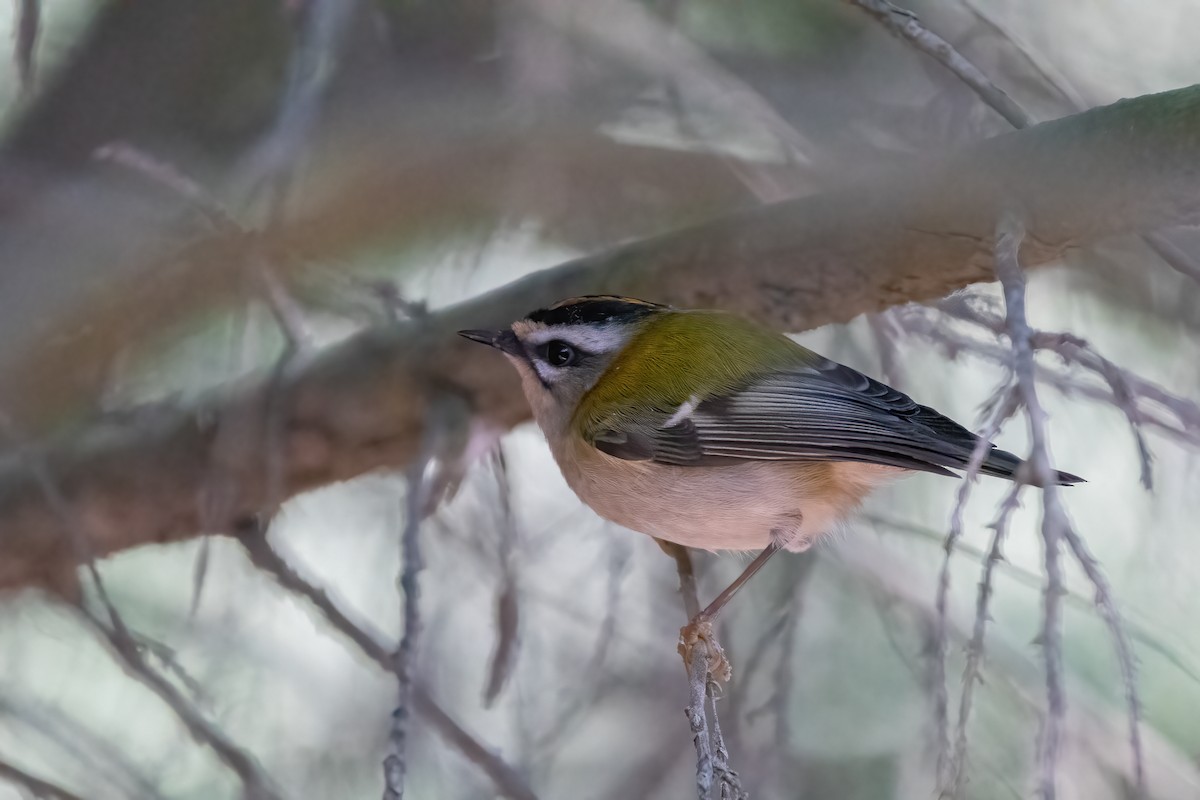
{"left": 2, "top": 85, "right": 1199, "bottom": 591}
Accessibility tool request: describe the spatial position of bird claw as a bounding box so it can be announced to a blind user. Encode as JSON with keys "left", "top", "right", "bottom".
{"left": 678, "top": 615, "right": 732, "bottom": 683}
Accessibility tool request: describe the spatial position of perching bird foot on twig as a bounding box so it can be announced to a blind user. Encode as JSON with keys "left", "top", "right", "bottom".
{"left": 679, "top": 614, "right": 732, "bottom": 684}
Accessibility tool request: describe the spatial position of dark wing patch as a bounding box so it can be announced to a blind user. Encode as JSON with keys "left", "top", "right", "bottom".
{"left": 592, "top": 359, "right": 1030, "bottom": 480}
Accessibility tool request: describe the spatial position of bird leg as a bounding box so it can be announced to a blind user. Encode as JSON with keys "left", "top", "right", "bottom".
{"left": 678, "top": 539, "right": 785, "bottom": 683}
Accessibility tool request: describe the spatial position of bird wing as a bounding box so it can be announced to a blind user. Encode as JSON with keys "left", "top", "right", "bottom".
{"left": 588, "top": 357, "right": 1008, "bottom": 479}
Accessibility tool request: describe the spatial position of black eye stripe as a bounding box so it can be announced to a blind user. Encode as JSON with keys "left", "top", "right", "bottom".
{"left": 538, "top": 340, "right": 582, "bottom": 367}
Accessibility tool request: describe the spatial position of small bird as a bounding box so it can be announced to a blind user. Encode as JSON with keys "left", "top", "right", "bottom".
{"left": 460, "top": 295, "right": 1081, "bottom": 675}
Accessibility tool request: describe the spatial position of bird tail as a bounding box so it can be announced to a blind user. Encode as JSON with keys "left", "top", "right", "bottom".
{"left": 979, "top": 447, "right": 1084, "bottom": 485}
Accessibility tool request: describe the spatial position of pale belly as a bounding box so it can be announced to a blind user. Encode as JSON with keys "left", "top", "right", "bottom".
{"left": 552, "top": 435, "right": 900, "bottom": 552}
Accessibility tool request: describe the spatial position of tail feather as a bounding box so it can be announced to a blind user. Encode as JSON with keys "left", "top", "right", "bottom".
{"left": 979, "top": 447, "right": 1084, "bottom": 486}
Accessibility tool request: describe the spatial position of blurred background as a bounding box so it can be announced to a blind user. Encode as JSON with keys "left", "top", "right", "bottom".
{"left": 1, "top": 1, "right": 1199, "bottom": 798}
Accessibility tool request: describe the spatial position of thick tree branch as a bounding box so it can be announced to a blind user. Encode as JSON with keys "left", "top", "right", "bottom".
{"left": 2, "top": 87, "right": 1200, "bottom": 589}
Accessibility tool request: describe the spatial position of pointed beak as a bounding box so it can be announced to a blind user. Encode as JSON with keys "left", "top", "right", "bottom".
{"left": 457, "top": 329, "right": 523, "bottom": 357}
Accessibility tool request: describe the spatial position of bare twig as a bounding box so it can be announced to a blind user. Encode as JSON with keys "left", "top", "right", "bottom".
{"left": 1036, "top": 334, "right": 1153, "bottom": 488}
{"left": 852, "top": 0, "right": 1200, "bottom": 289}
{"left": 244, "top": 0, "right": 361, "bottom": 221}
{"left": 95, "top": 142, "right": 311, "bottom": 351}
{"left": 96, "top": 142, "right": 314, "bottom": 555}
{"left": 957, "top": 0, "right": 1089, "bottom": 113}
{"left": 0, "top": 756, "right": 83, "bottom": 800}
{"left": 940, "top": 299, "right": 1159, "bottom": 488}
{"left": 685, "top": 639, "right": 714, "bottom": 799}
{"left": 871, "top": 512, "right": 1200, "bottom": 690}
{"left": 94, "top": 143, "right": 240, "bottom": 233}
{"left": 532, "top": 538, "right": 631, "bottom": 752}
{"left": 1142, "top": 230, "right": 1200, "bottom": 286}
{"left": 13, "top": 0, "right": 40, "bottom": 96}
{"left": 2, "top": 412, "right": 262, "bottom": 796}
{"left": 949, "top": 486, "right": 1022, "bottom": 797}
{"left": 0, "top": 411, "right": 115, "bottom": 604}
{"left": 1059, "top": 528, "right": 1145, "bottom": 794}
{"left": 483, "top": 449, "right": 521, "bottom": 706}
{"left": 994, "top": 215, "right": 1145, "bottom": 799}
{"left": 660, "top": 543, "right": 745, "bottom": 799}
{"left": 239, "top": 530, "right": 540, "bottom": 800}
{"left": 384, "top": 414, "right": 449, "bottom": 800}
{"left": 932, "top": 383, "right": 1019, "bottom": 790}
{"left": 0, "top": 693, "right": 165, "bottom": 800}
{"left": 704, "top": 680, "right": 745, "bottom": 800}
{"left": 994, "top": 213, "right": 1068, "bottom": 800}
{"left": 525, "top": 0, "right": 817, "bottom": 173}
{"left": 896, "top": 306, "right": 1200, "bottom": 447}
{"left": 76, "top": 607, "right": 281, "bottom": 800}
{"left": 846, "top": 0, "right": 1030, "bottom": 128}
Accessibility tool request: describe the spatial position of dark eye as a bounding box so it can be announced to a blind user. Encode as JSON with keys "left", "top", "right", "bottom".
{"left": 545, "top": 340, "right": 578, "bottom": 367}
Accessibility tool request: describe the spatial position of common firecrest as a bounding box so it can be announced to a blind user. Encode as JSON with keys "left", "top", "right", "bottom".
{"left": 460, "top": 295, "right": 1080, "bottom": 672}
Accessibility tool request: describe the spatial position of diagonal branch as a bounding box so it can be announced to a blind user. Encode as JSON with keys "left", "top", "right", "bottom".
{"left": 238, "top": 529, "right": 540, "bottom": 800}
{"left": 0, "top": 412, "right": 279, "bottom": 799}
{"left": 846, "top": 0, "right": 1031, "bottom": 128}
{"left": 0, "top": 756, "right": 84, "bottom": 800}
{"left": 3, "top": 86, "right": 1200, "bottom": 590}
{"left": 77, "top": 606, "right": 281, "bottom": 800}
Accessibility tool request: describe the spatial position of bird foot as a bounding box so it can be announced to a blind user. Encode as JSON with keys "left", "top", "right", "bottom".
{"left": 678, "top": 615, "right": 732, "bottom": 683}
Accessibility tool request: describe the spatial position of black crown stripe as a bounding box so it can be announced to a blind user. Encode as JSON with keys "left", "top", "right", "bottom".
{"left": 526, "top": 296, "right": 664, "bottom": 327}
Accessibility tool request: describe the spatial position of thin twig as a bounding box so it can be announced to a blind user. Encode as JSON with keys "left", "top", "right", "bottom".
{"left": 941, "top": 299, "right": 1158, "bottom": 488}
{"left": 705, "top": 678, "right": 746, "bottom": 800}
{"left": 846, "top": 0, "right": 1030, "bottom": 127}
{"left": 949, "top": 486, "right": 1022, "bottom": 798}
{"left": 94, "top": 142, "right": 241, "bottom": 233}
{"left": 1142, "top": 230, "right": 1200, "bottom": 286}
{"left": 1058, "top": 527, "right": 1145, "bottom": 794}
{"left": 1, "top": 411, "right": 277, "bottom": 797}
{"left": 957, "top": 0, "right": 1089, "bottom": 113}
{"left": 662, "top": 542, "right": 714, "bottom": 797}
{"left": 532, "top": 538, "right": 630, "bottom": 751}
{"left": 76, "top": 607, "right": 281, "bottom": 800}
{"left": 851, "top": 0, "right": 1200, "bottom": 289}
{"left": 244, "top": 0, "right": 361, "bottom": 222}
{"left": 0, "top": 693, "right": 165, "bottom": 800}
{"left": 660, "top": 543, "right": 745, "bottom": 799}
{"left": 685, "top": 640, "right": 714, "bottom": 799}
{"left": 994, "top": 214, "right": 1145, "bottom": 800}
{"left": 871, "top": 512, "right": 1200, "bottom": 690}
{"left": 239, "top": 530, "right": 540, "bottom": 800}
{"left": 384, "top": 418, "right": 446, "bottom": 800}
{"left": 483, "top": 449, "right": 521, "bottom": 706}
{"left": 932, "top": 383, "right": 1019, "bottom": 790}
{"left": 994, "top": 213, "right": 1067, "bottom": 800}
{"left": 0, "top": 756, "right": 84, "bottom": 800}
{"left": 896, "top": 306, "right": 1200, "bottom": 447}
{"left": 526, "top": 0, "right": 817, "bottom": 172}
{"left": 13, "top": 0, "right": 40, "bottom": 97}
